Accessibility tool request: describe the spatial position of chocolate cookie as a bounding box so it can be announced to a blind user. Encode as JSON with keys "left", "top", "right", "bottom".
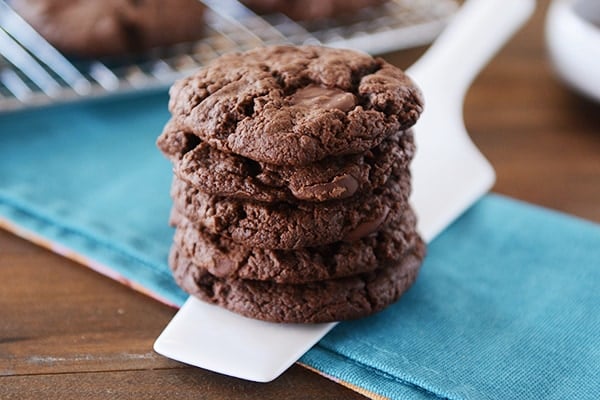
{"left": 156, "top": 119, "right": 201, "bottom": 163}
{"left": 240, "top": 0, "right": 387, "bottom": 21}
{"left": 170, "top": 237, "right": 425, "bottom": 323}
{"left": 168, "top": 45, "right": 423, "bottom": 165}
{"left": 11, "top": 0, "right": 205, "bottom": 58}
{"left": 170, "top": 170, "right": 412, "bottom": 249}
{"left": 173, "top": 206, "right": 419, "bottom": 283}
{"left": 158, "top": 124, "right": 415, "bottom": 203}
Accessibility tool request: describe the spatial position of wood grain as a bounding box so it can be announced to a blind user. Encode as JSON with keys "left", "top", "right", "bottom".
{"left": 1, "top": 1, "right": 599, "bottom": 398}
{"left": 0, "top": 229, "right": 366, "bottom": 399}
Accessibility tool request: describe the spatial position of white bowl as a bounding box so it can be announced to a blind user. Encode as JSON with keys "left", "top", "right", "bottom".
{"left": 545, "top": 0, "right": 600, "bottom": 102}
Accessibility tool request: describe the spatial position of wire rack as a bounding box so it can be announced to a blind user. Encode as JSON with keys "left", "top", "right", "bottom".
{"left": 0, "top": 0, "right": 458, "bottom": 112}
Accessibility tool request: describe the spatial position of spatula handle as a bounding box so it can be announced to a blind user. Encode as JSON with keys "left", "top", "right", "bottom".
{"left": 408, "top": 0, "right": 535, "bottom": 102}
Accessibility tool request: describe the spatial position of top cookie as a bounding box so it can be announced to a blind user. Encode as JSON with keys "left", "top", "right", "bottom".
{"left": 168, "top": 45, "right": 423, "bottom": 166}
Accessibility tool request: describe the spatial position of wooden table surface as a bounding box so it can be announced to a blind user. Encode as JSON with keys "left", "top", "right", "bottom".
{"left": 2, "top": 1, "right": 599, "bottom": 399}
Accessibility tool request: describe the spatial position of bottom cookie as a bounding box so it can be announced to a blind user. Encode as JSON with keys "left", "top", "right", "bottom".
{"left": 169, "top": 238, "right": 425, "bottom": 323}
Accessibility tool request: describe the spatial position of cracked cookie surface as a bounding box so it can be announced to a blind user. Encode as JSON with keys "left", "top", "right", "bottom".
{"left": 167, "top": 45, "right": 423, "bottom": 165}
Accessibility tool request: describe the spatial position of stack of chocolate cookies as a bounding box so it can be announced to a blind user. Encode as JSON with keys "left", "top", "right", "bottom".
{"left": 157, "top": 45, "right": 425, "bottom": 323}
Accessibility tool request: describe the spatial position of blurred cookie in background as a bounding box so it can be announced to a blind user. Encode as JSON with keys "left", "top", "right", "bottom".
{"left": 239, "top": 0, "right": 387, "bottom": 21}
{"left": 10, "top": 0, "right": 206, "bottom": 58}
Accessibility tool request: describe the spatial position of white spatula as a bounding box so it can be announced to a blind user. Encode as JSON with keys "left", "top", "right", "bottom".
{"left": 154, "top": 0, "right": 535, "bottom": 383}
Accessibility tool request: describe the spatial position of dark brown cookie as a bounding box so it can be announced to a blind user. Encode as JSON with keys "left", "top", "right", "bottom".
{"left": 170, "top": 170, "right": 412, "bottom": 249}
{"left": 173, "top": 205, "right": 419, "bottom": 283}
{"left": 169, "top": 237, "right": 425, "bottom": 323}
{"left": 11, "top": 0, "right": 205, "bottom": 58}
{"left": 168, "top": 45, "right": 423, "bottom": 165}
{"left": 156, "top": 119, "right": 201, "bottom": 163}
{"left": 240, "top": 0, "right": 387, "bottom": 21}
{"left": 158, "top": 124, "right": 415, "bottom": 203}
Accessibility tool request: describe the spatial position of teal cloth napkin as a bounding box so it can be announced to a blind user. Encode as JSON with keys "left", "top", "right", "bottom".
{"left": 1, "top": 96, "right": 599, "bottom": 400}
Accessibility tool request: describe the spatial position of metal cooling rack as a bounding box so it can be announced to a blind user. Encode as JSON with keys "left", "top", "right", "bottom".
{"left": 0, "top": 0, "right": 457, "bottom": 112}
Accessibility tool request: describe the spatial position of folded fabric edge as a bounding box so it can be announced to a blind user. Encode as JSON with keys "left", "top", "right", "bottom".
{"left": 0, "top": 190, "right": 174, "bottom": 275}
{"left": 298, "top": 362, "right": 391, "bottom": 400}
{"left": 0, "top": 204, "right": 187, "bottom": 308}
{"left": 301, "top": 345, "right": 449, "bottom": 400}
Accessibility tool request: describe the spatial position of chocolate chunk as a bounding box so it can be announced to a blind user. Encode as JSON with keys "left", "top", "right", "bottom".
{"left": 289, "top": 85, "right": 356, "bottom": 112}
